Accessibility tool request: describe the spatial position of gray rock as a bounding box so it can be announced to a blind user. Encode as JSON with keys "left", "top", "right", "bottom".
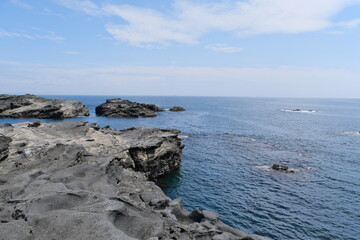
{"left": 0, "top": 94, "right": 89, "bottom": 119}
{"left": 0, "top": 134, "right": 11, "bottom": 161}
{"left": 95, "top": 98, "right": 165, "bottom": 118}
{"left": 169, "top": 106, "right": 185, "bottom": 111}
{"left": 0, "top": 121, "right": 272, "bottom": 240}
{"left": 202, "top": 210, "right": 220, "bottom": 221}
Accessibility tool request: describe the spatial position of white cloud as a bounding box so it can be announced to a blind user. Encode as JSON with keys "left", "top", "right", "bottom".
{"left": 64, "top": 51, "right": 80, "bottom": 55}
{"left": 10, "top": 0, "right": 32, "bottom": 9}
{"left": 1, "top": 63, "right": 360, "bottom": 98}
{"left": 55, "top": 0, "right": 106, "bottom": 16}
{"left": 0, "top": 29, "right": 64, "bottom": 41}
{"left": 56, "top": 0, "right": 360, "bottom": 46}
{"left": 337, "top": 18, "right": 360, "bottom": 28}
{"left": 205, "top": 44, "right": 243, "bottom": 53}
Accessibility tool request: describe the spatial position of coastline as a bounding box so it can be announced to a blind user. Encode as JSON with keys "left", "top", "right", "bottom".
{"left": 0, "top": 121, "right": 271, "bottom": 240}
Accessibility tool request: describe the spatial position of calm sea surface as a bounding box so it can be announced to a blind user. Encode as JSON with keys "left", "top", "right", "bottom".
{"left": 1, "top": 96, "right": 360, "bottom": 240}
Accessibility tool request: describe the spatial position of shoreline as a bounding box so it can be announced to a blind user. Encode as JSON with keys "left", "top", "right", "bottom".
{"left": 0, "top": 121, "right": 271, "bottom": 240}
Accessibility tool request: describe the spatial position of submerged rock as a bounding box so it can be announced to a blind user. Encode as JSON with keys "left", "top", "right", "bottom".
{"left": 169, "top": 106, "right": 185, "bottom": 112}
{"left": 0, "top": 94, "right": 89, "bottom": 119}
{"left": 95, "top": 98, "right": 165, "bottom": 118}
{"left": 0, "top": 121, "right": 271, "bottom": 240}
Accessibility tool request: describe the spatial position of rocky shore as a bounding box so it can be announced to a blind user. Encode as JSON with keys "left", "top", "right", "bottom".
{"left": 0, "top": 121, "right": 270, "bottom": 240}
{"left": 0, "top": 94, "right": 89, "bottom": 119}
{"left": 96, "top": 98, "right": 165, "bottom": 118}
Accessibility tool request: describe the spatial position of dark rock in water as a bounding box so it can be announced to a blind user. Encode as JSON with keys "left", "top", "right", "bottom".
{"left": 0, "top": 135, "right": 11, "bottom": 161}
{"left": 95, "top": 98, "right": 165, "bottom": 118}
{"left": 0, "top": 121, "right": 271, "bottom": 240}
{"left": 169, "top": 106, "right": 185, "bottom": 112}
{"left": 271, "top": 164, "right": 295, "bottom": 173}
{"left": 272, "top": 164, "right": 288, "bottom": 171}
{"left": 27, "top": 121, "right": 41, "bottom": 128}
{"left": 0, "top": 94, "right": 89, "bottom": 119}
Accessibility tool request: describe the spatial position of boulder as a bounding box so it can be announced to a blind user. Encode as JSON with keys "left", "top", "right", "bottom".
{"left": 169, "top": 106, "right": 185, "bottom": 112}
{"left": 0, "top": 94, "right": 89, "bottom": 119}
{"left": 95, "top": 98, "right": 165, "bottom": 118}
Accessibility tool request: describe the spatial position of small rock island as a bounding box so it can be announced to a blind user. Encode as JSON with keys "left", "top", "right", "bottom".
{"left": 169, "top": 106, "right": 186, "bottom": 112}
{"left": 0, "top": 121, "right": 270, "bottom": 240}
{"left": 96, "top": 98, "right": 165, "bottom": 118}
{"left": 0, "top": 94, "right": 89, "bottom": 119}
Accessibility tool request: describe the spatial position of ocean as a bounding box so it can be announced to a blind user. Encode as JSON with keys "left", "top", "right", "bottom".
{"left": 1, "top": 96, "right": 359, "bottom": 240}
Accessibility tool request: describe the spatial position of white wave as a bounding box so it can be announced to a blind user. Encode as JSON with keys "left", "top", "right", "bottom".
{"left": 243, "top": 136, "right": 256, "bottom": 142}
{"left": 342, "top": 131, "right": 360, "bottom": 136}
{"left": 178, "top": 135, "right": 189, "bottom": 139}
{"left": 254, "top": 165, "right": 271, "bottom": 171}
{"left": 281, "top": 109, "right": 318, "bottom": 113}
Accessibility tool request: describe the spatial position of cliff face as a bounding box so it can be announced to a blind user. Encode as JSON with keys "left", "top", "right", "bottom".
{"left": 0, "top": 94, "right": 89, "bottom": 119}
{"left": 0, "top": 122, "right": 270, "bottom": 240}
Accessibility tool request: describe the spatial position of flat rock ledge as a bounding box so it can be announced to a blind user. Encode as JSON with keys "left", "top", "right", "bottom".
{"left": 96, "top": 98, "right": 165, "bottom": 118}
{"left": 0, "top": 122, "right": 271, "bottom": 240}
{"left": 0, "top": 94, "right": 89, "bottom": 119}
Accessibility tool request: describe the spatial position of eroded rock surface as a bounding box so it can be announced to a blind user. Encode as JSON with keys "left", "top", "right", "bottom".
{"left": 0, "top": 134, "right": 11, "bottom": 161}
{"left": 0, "top": 94, "right": 89, "bottom": 119}
{"left": 0, "top": 122, "right": 271, "bottom": 240}
{"left": 95, "top": 98, "right": 165, "bottom": 118}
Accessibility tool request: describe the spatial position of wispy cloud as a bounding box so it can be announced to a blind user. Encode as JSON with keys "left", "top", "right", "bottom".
{"left": 43, "top": 8, "right": 65, "bottom": 18}
{"left": 10, "top": 0, "right": 32, "bottom": 9}
{"left": 337, "top": 18, "right": 360, "bottom": 29}
{"left": 0, "top": 29, "right": 64, "bottom": 41}
{"left": 56, "top": 0, "right": 360, "bottom": 47}
{"left": 64, "top": 51, "right": 80, "bottom": 55}
{"left": 205, "top": 44, "right": 243, "bottom": 53}
{"left": 1, "top": 63, "right": 360, "bottom": 97}
{"left": 55, "top": 0, "right": 106, "bottom": 16}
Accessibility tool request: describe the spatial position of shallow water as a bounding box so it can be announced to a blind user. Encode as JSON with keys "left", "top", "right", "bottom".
{"left": 1, "top": 96, "right": 360, "bottom": 240}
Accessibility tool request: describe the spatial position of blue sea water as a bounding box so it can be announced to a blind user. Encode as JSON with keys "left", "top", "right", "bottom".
{"left": 1, "top": 96, "right": 360, "bottom": 240}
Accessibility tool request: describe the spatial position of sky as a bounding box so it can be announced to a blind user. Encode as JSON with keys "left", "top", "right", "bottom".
{"left": 0, "top": 0, "right": 360, "bottom": 97}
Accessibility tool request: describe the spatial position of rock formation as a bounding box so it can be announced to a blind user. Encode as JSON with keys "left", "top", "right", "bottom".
{"left": 95, "top": 99, "right": 165, "bottom": 118}
{"left": 169, "top": 106, "right": 185, "bottom": 112}
{"left": 0, "top": 121, "right": 271, "bottom": 240}
{"left": 0, "top": 94, "right": 89, "bottom": 119}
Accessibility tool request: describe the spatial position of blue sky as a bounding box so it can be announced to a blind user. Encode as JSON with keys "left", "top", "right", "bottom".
{"left": 1, "top": 0, "right": 360, "bottom": 97}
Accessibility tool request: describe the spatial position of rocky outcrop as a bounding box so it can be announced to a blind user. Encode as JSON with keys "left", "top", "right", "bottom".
{"left": 0, "top": 94, "right": 89, "bottom": 119}
{"left": 95, "top": 98, "right": 165, "bottom": 118}
{"left": 169, "top": 106, "right": 185, "bottom": 112}
{"left": 0, "top": 122, "right": 271, "bottom": 240}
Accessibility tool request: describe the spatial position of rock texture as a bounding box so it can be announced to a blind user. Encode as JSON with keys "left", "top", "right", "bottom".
{"left": 96, "top": 99, "right": 165, "bottom": 118}
{"left": 169, "top": 106, "right": 185, "bottom": 112}
{"left": 0, "top": 134, "right": 11, "bottom": 161}
{"left": 0, "top": 122, "right": 271, "bottom": 240}
{"left": 0, "top": 94, "right": 89, "bottom": 119}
